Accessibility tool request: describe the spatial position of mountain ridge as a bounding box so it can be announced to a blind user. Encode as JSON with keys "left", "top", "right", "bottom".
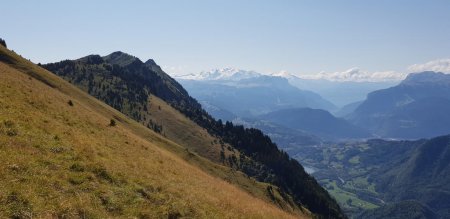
{"left": 258, "top": 108, "right": 370, "bottom": 140}
{"left": 348, "top": 71, "right": 450, "bottom": 139}
{"left": 176, "top": 68, "right": 262, "bottom": 81}
{"left": 43, "top": 51, "right": 346, "bottom": 218}
{"left": 0, "top": 45, "right": 304, "bottom": 218}
{"left": 401, "top": 71, "right": 450, "bottom": 86}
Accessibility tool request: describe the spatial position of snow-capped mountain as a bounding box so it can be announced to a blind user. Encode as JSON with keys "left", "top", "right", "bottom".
{"left": 270, "top": 71, "right": 298, "bottom": 79}
{"left": 176, "top": 68, "right": 262, "bottom": 81}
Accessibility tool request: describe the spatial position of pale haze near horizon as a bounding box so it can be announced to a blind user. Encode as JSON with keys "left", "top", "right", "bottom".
{"left": 2, "top": 0, "right": 450, "bottom": 80}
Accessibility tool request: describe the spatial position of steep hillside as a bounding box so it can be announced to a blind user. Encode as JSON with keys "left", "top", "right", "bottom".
{"left": 376, "top": 135, "right": 450, "bottom": 217}
{"left": 0, "top": 46, "right": 307, "bottom": 218}
{"left": 43, "top": 52, "right": 249, "bottom": 168}
{"left": 258, "top": 108, "right": 370, "bottom": 140}
{"left": 44, "top": 52, "right": 345, "bottom": 218}
{"left": 349, "top": 71, "right": 450, "bottom": 139}
{"left": 294, "top": 135, "right": 450, "bottom": 218}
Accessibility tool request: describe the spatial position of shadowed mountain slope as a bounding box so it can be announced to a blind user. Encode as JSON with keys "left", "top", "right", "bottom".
{"left": 349, "top": 71, "right": 450, "bottom": 139}
{"left": 258, "top": 108, "right": 370, "bottom": 140}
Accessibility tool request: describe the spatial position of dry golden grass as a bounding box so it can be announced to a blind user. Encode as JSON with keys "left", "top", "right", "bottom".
{"left": 145, "top": 96, "right": 308, "bottom": 214}
{"left": 0, "top": 46, "right": 308, "bottom": 218}
{"left": 146, "top": 95, "right": 228, "bottom": 163}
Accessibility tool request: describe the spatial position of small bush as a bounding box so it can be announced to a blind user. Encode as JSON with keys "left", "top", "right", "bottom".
{"left": 6, "top": 129, "right": 18, "bottom": 137}
{"left": 93, "top": 167, "right": 114, "bottom": 183}
{"left": 98, "top": 194, "right": 122, "bottom": 213}
{"left": 137, "top": 212, "right": 152, "bottom": 219}
{"left": 76, "top": 208, "right": 94, "bottom": 219}
{"left": 1, "top": 120, "right": 18, "bottom": 136}
{"left": 6, "top": 191, "right": 33, "bottom": 218}
{"left": 266, "top": 186, "right": 276, "bottom": 201}
{"left": 70, "top": 163, "right": 85, "bottom": 172}
{"left": 68, "top": 176, "right": 86, "bottom": 185}
{"left": 136, "top": 188, "right": 151, "bottom": 200}
{"left": 168, "top": 211, "right": 182, "bottom": 219}
{"left": 0, "top": 38, "right": 6, "bottom": 48}
{"left": 67, "top": 100, "right": 74, "bottom": 106}
{"left": 109, "top": 119, "right": 116, "bottom": 127}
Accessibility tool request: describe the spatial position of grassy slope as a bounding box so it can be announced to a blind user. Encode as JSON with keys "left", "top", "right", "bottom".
{"left": 142, "top": 95, "right": 302, "bottom": 213}
{"left": 146, "top": 94, "right": 233, "bottom": 164}
{"left": 42, "top": 53, "right": 346, "bottom": 219}
{"left": 42, "top": 52, "right": 307, "bottom": 214}
{"left": 0, "top": 46, "right": 307, "bottom": 218}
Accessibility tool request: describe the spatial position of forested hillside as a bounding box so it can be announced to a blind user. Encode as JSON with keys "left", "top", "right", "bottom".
{"left": 44, "top": 51, "right": 345, "bottom": 218}
{"left": 293, "top": 134, "right": 450, "bottom": 218}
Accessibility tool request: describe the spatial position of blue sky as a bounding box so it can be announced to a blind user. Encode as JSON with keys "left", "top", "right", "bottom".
{"left": 2, "top": 0, "right": 450, "bottom": 78}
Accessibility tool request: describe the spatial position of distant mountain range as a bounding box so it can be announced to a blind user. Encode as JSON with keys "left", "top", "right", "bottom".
{"left": 348, "top": 71, "right": 450, "bottom": 139}
{"left": 272, "top": 72, "right": 398, "bottom": 107}
{"left": 178, "top": 69, "right": 398, "bottom": 108}
{"left": 257, "top": 108, "right": 370, "bottom": 140}
{"left": 178, "top": 69, "right": 450, "bottom": 141}
{"left": 174, "top": 57, "right": 450, "bottom": 218}
{"left": 177, "top": 70, "right": 337, "bottom": 119}
{"left": 177, "top": 67, "right": 261, "bottom": 81}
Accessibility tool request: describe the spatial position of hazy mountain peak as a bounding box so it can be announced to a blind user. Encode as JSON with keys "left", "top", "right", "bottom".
{"left": 77, "top": 54, "right": 104, "bottom": 65}
{"left": 297, "top": 68, "right": 407, "bottom": 82}
{"left": 103, "top": 51, "right": 140, "bottom": 66}
{"left": 144, "top": 58, "right": 167, "bottom": 75}
{"left": 144, "top": 59, "right": 157, "bottom": 66}
{"left": 350, "top": 70, "right": 450, "bottom": 138}
{"left": 401, "top": 71, "right": 450, "bottom": 85}
{"left": 177, "top": 68, "right": 262, "bottom": 81}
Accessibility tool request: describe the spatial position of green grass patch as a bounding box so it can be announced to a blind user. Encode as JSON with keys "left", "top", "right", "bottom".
{"left": 342, "top": 177, "right": 378, "bottom": 195}
{"left": 348, "top": 155, "right": 360, "bottom": 164}
{"left": 335, "top": 153, "right": 345, "bottom": 161}
{"left": 358, "top": 144, "right": 370, "bottom": 151}
{"left": 322, "top": 179, "right": 378, "bottom": 210}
